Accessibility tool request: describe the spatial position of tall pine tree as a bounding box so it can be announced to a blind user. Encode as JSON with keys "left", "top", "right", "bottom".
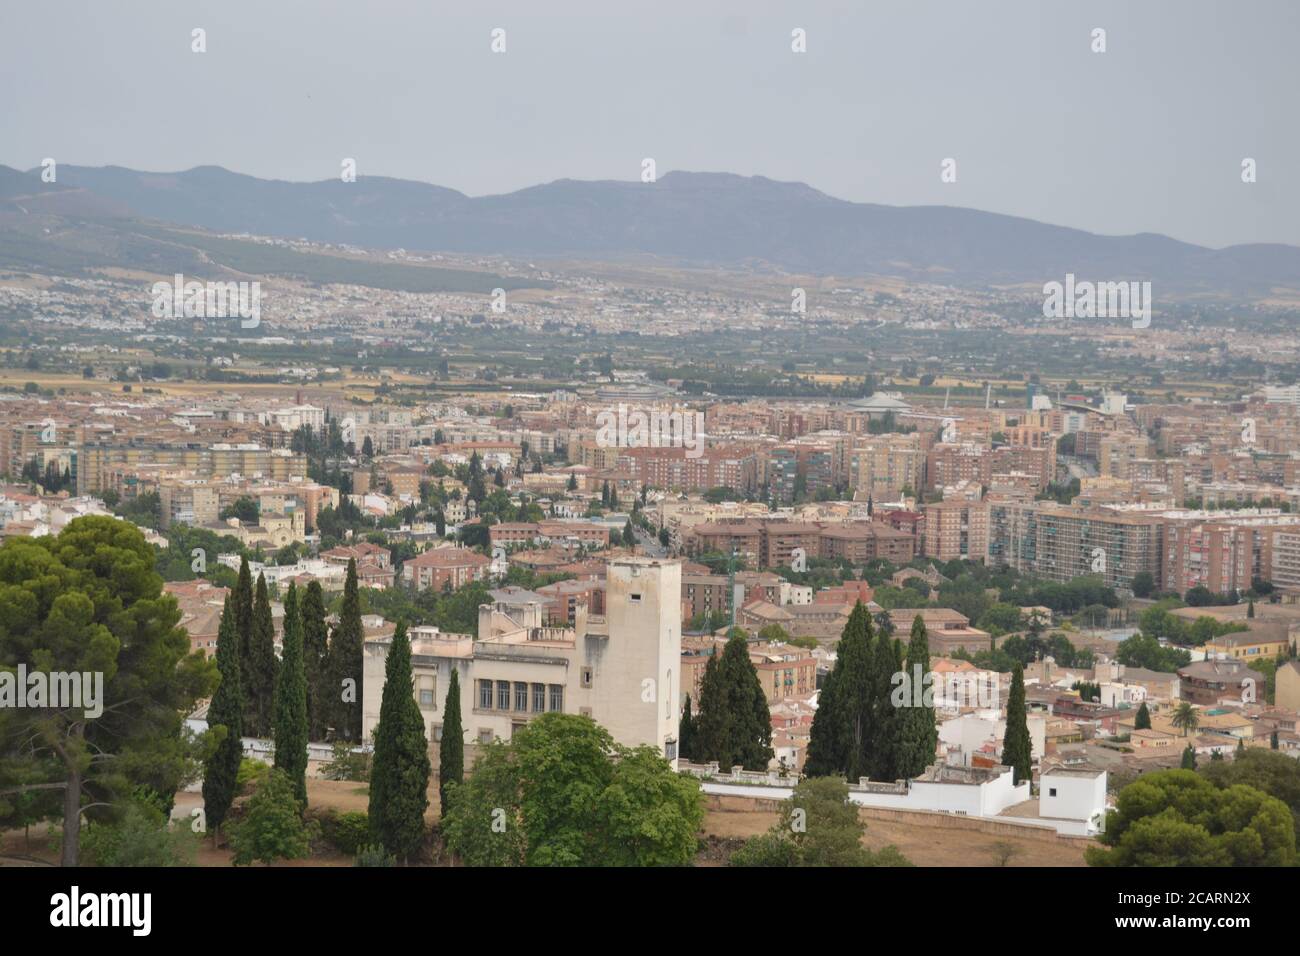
{"left": 695, "top": 630, "right": 773, "bottom": 770}
{"left": 678, "top": 695, "right": 697, "bottom": 762}
{"left": 866, "top": 629, "right": 899, "bottom": 781}
{"left": 369, "top": 622, "right": 431, "bottom": 861}
{"left": 1134, "top": 701, "right": 1151, "bottom": 731}
{"left": 202, "top": 594, "right": 244, "bottom": 836}
{"left": 300, "top": 580, "right": 329, "bottom": 741}
{"left": 1002, "top": 663, "right": 1032, "bottom": 785}
{"left": 273, "top": 583, "right": 309, "bottom": 807}
{"left": 805, "top": 602, "right": 874, "bottom": 780}
{"left": 233, "top": 555, "right": 254, "bottom": 718}
{"left": 893, "top": 614, "right": 938, "bottom": 779}
{"left": 327, "top": 559, "right": 365, "bottom": 741}
{"left": 693, "top": 654, "right": 729, "bottom": 764}
{"left": 245, "top": 572, "right": 279, "bottom": 738}
{"left": 438, "top": 667, "right": 464, "bottom": 815}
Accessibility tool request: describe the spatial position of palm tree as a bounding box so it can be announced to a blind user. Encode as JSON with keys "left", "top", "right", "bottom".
{"left": 1171, "top": 701, "right": 1200, "bottom": 738}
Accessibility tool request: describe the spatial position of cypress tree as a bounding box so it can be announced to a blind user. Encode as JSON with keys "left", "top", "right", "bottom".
{"left": 804, "top": 662, "right": 843, "bottom": 777}
{"left": 722, "top": 629, "right": 774, "bottom": 771}
{"left": 867, "top": 629, "right": 900, "bottom": 781}
{"left": 1180, "top": 744, "right": 1197, "bottom": 769}
{"left": 273, "top": 583, "right": 309, "bottom": 807}
{"left": 806, "top": 602, "right": 874, "bottom": 780}
{"left": 369, "top": 622, "right": 431, "bottom": 862}
{"left": 1002, "top": 663, "right": 1032, "bottom": 786}
{"left": 1134, "top": 701, "right": 1151, "bottom": 731}
{"left": 694, "top": 654, "right": 731, "bottom": 765}
{"left": 701, "top": 630, "right": 774, "bottom": 771}
{"left": 467, "top": 452, "right": 486, "bottom": 504}
{"left": 234, "top": 555, "right": 254, "bottom": 708}
{"left": 202, "top": 594, "right": 244, "bottom": 836}
{"left": 327, "top": 559, "right": 365, "bottom": 741}
{"left": 894, "top": 614, "right": 938, "bottom": 779}
{"left": 438, "top": 667, "right": 464, "bottom": 815}
{"left": 435, "top": 511, "right": 446, "bottom": 537}
{"left": 301, "top": 580, "right": 329, "bottom": 741}
{"left": 246, "top": 573, "right": 280, "bottom": 738}
{"left": 678, "top": 695, "right": 697, "bottom": 762}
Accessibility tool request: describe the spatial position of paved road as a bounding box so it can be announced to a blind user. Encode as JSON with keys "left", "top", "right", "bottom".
{"left": 634, "top": 526, "right": 669, "bottom": 558}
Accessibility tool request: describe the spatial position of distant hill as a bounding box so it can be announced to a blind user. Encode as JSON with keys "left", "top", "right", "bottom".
{"left": 5, "top": 164, "right": 1300, "bottom": 296}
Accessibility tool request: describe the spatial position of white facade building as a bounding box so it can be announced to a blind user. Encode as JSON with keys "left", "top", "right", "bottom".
{"left": 1039, "top": 767, "right": 1108, "bottom": 835}
{"left": 362, "top": 556, "right": 683, "bottom": 759}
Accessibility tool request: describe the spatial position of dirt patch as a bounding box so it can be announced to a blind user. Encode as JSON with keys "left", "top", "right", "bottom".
{"left": 700, "top": 807, "right": 1092, "bottom": 867}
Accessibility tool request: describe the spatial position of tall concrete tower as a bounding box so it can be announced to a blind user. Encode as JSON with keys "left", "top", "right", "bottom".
{"left": 591, "top": 556, "right": 683, "bottom": 760}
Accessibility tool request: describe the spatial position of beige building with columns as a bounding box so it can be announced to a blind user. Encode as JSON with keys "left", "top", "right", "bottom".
{"left": 362, "top": 556, "right": 684, "bottom": 760}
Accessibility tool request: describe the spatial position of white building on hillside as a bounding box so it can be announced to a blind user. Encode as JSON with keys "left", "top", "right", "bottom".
{"left": 362, "top": 556, "right": 683, "bottom": 760}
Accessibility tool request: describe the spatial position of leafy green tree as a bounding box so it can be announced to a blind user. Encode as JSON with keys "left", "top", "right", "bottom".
{"left": 439, "top": 741, "right": 526, "bottom": 866}
{"left": 1130, "top": 571, "right": 1155, "bottom": 598}
{"left": 1134, "top": 701, "right": 1151, "bottom": 731}
{"left": 1201, "top": 748, "right": 1300, "bottom": 832}
{"left": 442, "top": 713, "right": 701, "bottom": 867}
{"left": 327, "top": 559, "right": 365, "bottom": 741}
{"left": 731, "top": 777, "right": 911, "bottom": 867}
{"left": 273, "top": 583, "right": 309, "bottom": 807}
{"left": 368, "top": 621, "right": 431, "bottom": 862}
{"left": 219, "top": 496, "right": 260, "bottom": 524}
{"left": 1001, "top": 663, "right": 1032, "bottom": 785}
{"left": 1087, "top": 770, "right": 1295, "bottom": 866}
{"left": 513, "top": 713, "right": 617, "bottom": 866}
{"left": 321, "top": 741, "right": 370, "bottom": 782}
{"left": 0, "top": 516, "right": 217, "bottom": 866}
{"left": 354, "top": 843, "right": 396, "bottom": 867}
{"left": 1117, "top": 631, "right": 1191, "bottom": 672}
{"left": 244, "top": 573, "right": 279, "bottom": 738}
{"left": 230, "top": 768, "right": 311, "bottom": 865}
{"left": 80, "top": 797, "right": 199, "bottom": 867}
{"left": 439, "top": 667, "right": 464, "bottom": 815}
{"left": 1180, "top": 744, "right": 1197, "bottom": 770}
{"left": 894, "top": 615, "right": 937, "bottom": 778}
{"left": 202, "top": 594, "right": 244, "bottom": 835}
{"left": 596, "top": 746, "right": 704, "bottom": 866}
{"left": 977, "top": 602, "right": 1024, "bottom": 637}
{"left": 300, "top": 580, "right": 329, "bottom": 741}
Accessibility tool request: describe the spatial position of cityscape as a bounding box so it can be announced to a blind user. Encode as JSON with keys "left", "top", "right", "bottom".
{"left": 0, "top": 0, "right": 1295, "bottom": 931}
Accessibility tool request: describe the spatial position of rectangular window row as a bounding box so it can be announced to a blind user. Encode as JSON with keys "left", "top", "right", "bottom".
{"left": 478, "top": 679, "right": 564, "bottom": 714}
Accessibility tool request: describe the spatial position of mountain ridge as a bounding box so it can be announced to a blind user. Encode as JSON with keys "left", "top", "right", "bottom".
{"left": 4, "top": 163, "right": 1297, "bottom": 295}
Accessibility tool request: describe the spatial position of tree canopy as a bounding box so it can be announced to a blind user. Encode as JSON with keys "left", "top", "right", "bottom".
{"left": 0, "top": 516, "right": 217, "bottom": 865}
{"left": 1087, "top": 769, "right": 1295, "bottom": 867}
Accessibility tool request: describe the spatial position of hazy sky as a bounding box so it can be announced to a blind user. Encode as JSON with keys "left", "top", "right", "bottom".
{"left": 2, "top": 0, "right": 1294, "bottom": 248}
